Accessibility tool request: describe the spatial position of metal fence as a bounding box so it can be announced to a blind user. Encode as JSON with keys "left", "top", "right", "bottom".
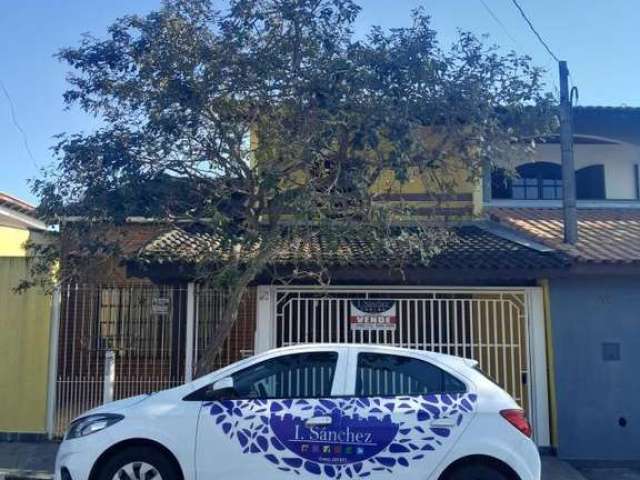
{"left": 50, "top": 283, "right": 530, "bottom": 435}
{"left": 274, "top": 288, "right": 530, "bottom": 410}
{"left": 51, "top": 283, "right": 255, "bottom": 437}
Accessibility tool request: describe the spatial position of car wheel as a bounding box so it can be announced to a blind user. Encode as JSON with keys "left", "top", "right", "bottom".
{"left": 446, "top": 463, "right": 511, "bottom": 480}
{"left": 97, "top": 446, "right": 180, "bottom": 480}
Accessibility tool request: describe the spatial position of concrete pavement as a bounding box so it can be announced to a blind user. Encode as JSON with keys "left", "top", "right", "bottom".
{"left": 1, "top": 441, "right": 638, "bottom": 480}
{"left": 578, "top": 467, "right": 640, "bottom": 480}
{"left": 0, "top": 442, "right": 57, "bottom": 477}
{"left": 542, "top": 456, "right": 587, "bottom": 479}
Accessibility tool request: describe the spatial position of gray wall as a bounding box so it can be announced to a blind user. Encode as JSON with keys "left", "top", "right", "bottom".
{"left": 550, "top": 275, "right": 640, "bottom": 461}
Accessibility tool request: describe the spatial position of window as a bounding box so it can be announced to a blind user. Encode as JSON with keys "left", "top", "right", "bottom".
{"left": 232, "top": 351, "right": 338, "bottom": 399}
{"left": 511, "top": 162, "right": 563, "bottom": 200}
{"left": 492, "top": 162, "right": 608, "bottom": 201}
{"left": 576, "top": 164, "right": 606, "bottom": 199}
{"left": 356, "top": 353, "right": 466, "bottom": 397}
{"left": 98, "top": 287, "right": 173, "bottom": 354}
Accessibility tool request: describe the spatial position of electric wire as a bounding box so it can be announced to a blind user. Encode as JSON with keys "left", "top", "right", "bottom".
{"left": 0, "top": 79, "right": 38, "bottom": 168}
{"left": 509, "top": 0, "right": 560, "bottom": 62}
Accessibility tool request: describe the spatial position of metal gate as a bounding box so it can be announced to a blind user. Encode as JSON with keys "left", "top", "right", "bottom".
{"left": 273, "top": 288, "right": 530, "bottom": 410}
{"left": 50, "top": 283, "right": 255, "bottom": 437}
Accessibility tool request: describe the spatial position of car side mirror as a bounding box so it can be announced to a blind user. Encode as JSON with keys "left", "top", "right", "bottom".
{"left": 207, "top": 376, "right": 237, "bottom": 400}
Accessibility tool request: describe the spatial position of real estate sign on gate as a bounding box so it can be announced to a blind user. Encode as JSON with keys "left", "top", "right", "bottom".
{"left": 349, "top": 300, "right": 397, "bottom": 331}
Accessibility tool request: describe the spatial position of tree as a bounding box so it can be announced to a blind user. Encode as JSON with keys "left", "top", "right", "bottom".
{"left": 33, "top": 0, "right": 555, "bottom": 373}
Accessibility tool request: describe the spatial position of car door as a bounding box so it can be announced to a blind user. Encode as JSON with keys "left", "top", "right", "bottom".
{"left": 195, "top": 348, "right": 349, "bottom": 479}
{"left": 340, "top": 349, "right": 478, "bottom": 479}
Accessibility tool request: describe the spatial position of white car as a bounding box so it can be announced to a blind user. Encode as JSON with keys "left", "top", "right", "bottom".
{"left": 55, "top": 344, "right": 539, "bottom": 480}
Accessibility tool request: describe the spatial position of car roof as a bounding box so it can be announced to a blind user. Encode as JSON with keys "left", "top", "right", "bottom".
{"left": 263, "top": 343, "right": 478, "bottom": 370}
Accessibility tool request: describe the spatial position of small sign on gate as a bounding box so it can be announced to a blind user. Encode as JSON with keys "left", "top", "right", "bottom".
{"left": 349, "top": 300, "right": 397, "bottom": 332}
{"left": 152, "top": 297, "right": 170, "bottom": 315}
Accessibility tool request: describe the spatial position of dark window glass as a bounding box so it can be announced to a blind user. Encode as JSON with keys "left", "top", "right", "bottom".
{"left": 356, "top": 353, "right": 466, "bottom": 397}
{"left": 492, "top": 162, "right": 564, "bottom": 200}
{"left": 576, "top": 164, "right": 606, "bottom": 199}
{"left": 491, "top": 167, "right": 512, "bottom": 199}
{"left": 492, "top": 162, "right": 608, "bottom": 201}
{"left": 232, "top": 352, "right": 337, "bottom": 399}
{"left": 542, "top": 178, "right": 563, "bottom": 199}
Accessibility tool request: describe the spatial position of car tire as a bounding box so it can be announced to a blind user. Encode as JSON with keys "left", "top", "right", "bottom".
{"left": 445, "top": 463, "right": 511, "bottom": 480}
{"left": 96, "top": 445, "right": 180, "bottom": 480}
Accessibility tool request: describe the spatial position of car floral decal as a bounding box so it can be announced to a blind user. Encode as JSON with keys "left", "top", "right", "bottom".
{"left": 205, "top": 393, "right": 477, "bottom": 478}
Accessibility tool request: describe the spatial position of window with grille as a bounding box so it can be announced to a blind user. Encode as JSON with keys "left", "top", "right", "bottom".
{"left": 493, "top": 161, "right": 607, "bottom": 201}
{"left": 512, "top": 177, "right": 563, "bottom": 200}
{"left": 98, "top": 287, "right": 172, "bottom": 354}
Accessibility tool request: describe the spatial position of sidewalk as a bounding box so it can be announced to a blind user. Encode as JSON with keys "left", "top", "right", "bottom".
{"left": 0, "top": 442, "right": 57, "bottom": 480}
{"left": 0, "top": 442, "right": 610, "bottom": 480}
{"left": 542, "top": 456, "right": 588, "bottom": 480}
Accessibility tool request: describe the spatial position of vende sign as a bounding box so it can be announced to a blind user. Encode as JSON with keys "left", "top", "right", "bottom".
{"left": 349, "top": 300, "right": 397, "bottom": 331}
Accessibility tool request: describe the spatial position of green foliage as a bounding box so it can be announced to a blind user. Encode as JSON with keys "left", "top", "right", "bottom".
{"left": 31, "top": 0, "right": 556, "bottom": 367}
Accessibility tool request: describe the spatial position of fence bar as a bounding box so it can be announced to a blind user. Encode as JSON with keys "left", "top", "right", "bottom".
{"left": 103, "top": 350, "right": 115, "bottom": 404}
{"left": 185, "top": 283, "right": 195, "bottom": 382}
{"left": 46, "top": 287, "right": 61, "bottom": 439}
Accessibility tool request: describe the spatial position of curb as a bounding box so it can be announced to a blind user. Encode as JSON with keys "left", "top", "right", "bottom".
{"left": 0, "top": 470, "right": 53, "bottom": 480}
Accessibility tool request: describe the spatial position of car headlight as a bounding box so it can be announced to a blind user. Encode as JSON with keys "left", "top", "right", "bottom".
{"left": 66, "top": 413, "right": 124, "bottom": 439}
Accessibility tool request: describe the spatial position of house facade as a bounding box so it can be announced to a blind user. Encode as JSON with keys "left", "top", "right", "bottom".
{"left": 0, "top": 193, "right": 52, "bottom": 439}
{"left": 52, "top": 198, "right": 568, "bottom": 452}
{"left": 46, "top": 107, "right": 640, "bottom": 463}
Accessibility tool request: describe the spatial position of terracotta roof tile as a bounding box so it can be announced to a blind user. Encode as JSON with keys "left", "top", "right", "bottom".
{"left": 136, "top": 224, "right": 568, "bottom": 271}
{"left": 489, "top": 207, "right": 640, "bottom": 264}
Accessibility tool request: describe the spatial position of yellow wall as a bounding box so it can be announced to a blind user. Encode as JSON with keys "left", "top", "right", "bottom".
{"left": 254, "top": 124, "right": 485, "bottom": 219}
{"left": 0, "top": 226, "right": 30, "bottom": 257}
{"left": 0, "top": 254, "right": 51, "bottom": 433}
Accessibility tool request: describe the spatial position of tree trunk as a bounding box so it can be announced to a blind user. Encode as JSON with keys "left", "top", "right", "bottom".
{"left": 194, "top": 240, "right": 278, "bottom": 376}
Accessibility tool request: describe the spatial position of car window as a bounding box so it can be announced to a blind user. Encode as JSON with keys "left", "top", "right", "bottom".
{"left": 232, "top": 351, "right": 338, "bottom": 399}
{"left": 356, "top": 352, "right": 466, "bottom": 397}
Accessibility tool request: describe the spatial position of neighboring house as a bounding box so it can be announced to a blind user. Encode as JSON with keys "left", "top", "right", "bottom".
{"left": 487, "top": 106, "right": 640, "bottom": 462}
{"left": 0, "top": 192, "right": 51, "bottom": 440}
{"left": 48, "top": 106, "right": 640, "bottom": 464}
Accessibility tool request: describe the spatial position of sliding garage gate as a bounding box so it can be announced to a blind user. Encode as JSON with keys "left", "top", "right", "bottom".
{"left": 266, "top": 287, "right": 538, "bottom": 414}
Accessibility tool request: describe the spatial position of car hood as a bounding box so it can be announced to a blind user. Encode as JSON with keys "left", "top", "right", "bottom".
{"left": 81, "top": 393, "right": 152, "bottom": 417}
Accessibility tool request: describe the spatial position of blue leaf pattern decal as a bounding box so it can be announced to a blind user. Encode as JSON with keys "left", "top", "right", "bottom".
{"left": 205, "top": 393, "right": 477, "bottom": 477}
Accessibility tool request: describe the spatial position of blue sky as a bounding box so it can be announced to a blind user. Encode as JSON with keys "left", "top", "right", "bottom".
{"left": 2, "top": 0, "right": 639, "bottom": 204}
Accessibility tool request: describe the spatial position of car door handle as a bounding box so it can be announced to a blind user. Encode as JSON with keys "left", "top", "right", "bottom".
{"left": 431, "top": 418, "right": 457, "bottom": 428}
{"left": 305, "top": 416, "right": 332, "bottom": 427}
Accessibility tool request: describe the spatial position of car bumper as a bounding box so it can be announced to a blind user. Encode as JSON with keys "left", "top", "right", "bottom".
{"left": 54, "top": 433, "right": 113, "bottom": 480}
{"left": 517, "top": 436, "right": 542, "bottom": 480}
{"left": 430, "top": 414, "right": 541, "bottom": 480}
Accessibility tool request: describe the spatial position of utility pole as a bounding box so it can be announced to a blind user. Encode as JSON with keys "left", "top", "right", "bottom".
{"left": 559, "top": 60, "right": 577, "bottom": 244}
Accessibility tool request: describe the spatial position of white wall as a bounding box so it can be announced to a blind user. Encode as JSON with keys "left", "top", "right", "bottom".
{"left": 502, "top": 141, "right": 640, "bottom": 200}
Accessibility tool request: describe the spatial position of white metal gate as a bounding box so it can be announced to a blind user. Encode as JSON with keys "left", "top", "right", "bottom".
{"left": 272, "top": 287, "right": 531, "bottom": 410}
{"left": 49, "top": 283, "right": 255, "bottom": 437}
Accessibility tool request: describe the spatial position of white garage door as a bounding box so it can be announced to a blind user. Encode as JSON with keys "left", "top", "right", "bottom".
{"left": 270, "top": 287, "right": 531, "bottom": 411}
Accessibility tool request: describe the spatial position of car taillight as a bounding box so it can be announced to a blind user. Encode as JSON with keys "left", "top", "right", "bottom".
{"left": 500, "top": 409, "right": 532, "bottom": 438}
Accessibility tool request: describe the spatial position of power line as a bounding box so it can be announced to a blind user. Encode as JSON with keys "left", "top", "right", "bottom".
{"left": 509, "top": 0, "right": 560, "bottom": 62}
{"left": 478, "top": 0, "right": 521, "bottom": 48}
{"left": 0, "top": 80, "right": 38, "bottom": 168}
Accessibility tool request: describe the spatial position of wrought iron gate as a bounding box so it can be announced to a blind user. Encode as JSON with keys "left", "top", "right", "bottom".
{"left": 51, "top": 283, "right": 255, "bottom": 437}
{"left": 273, "top": 288, "right": 530, "bottom": 410}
